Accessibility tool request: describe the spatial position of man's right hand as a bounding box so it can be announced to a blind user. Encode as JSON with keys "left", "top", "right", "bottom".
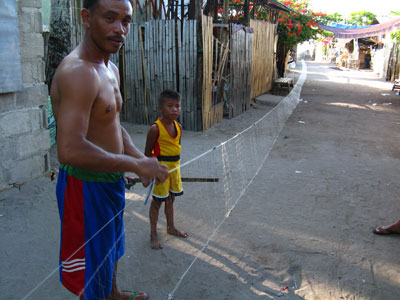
{"left": 137, "top": 157, "right": 169, "bottom": 183}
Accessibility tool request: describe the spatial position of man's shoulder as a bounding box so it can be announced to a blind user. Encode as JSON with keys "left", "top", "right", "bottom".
{"left": 59, "top": 56, "right": 98, "bottom": 79}
{"left": 53, "top": 54, "right": 101, "bottom": 98}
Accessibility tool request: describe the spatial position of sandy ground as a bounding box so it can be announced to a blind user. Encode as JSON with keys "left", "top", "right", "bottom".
{"left": 1, "top": 61, "right": 400, "bottom": 300}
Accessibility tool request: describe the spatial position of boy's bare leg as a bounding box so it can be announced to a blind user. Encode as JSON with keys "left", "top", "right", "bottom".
{"left": 105, "top": 261, "right": 148, "bottom": 300}
{"left": 150, "top": 198, "right": 163, "bottom": 249}
{"left": 165, "top": 194, "right": 188, "bottom": 238}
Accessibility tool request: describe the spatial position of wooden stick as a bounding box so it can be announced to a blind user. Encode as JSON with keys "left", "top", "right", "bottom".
{"left": 124, "top": 176, "right": 219, "bottom": 190}
{"left": 126, "top": 176, "right": 219, "bottom": 183}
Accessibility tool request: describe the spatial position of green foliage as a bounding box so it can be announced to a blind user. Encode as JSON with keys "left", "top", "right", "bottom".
{"left": 223, "top": 0, "right": 332, "bottom": 48}
{"left": 390, "top": 11, "right": 400, "bottom": 43}
{"left": 323, "top": 13, "right": 344, "bottom": 24}
{"left": 391, "top": 31, "right": 400, "bottom": 43}
{"left": 348, "top": 11, "right": 376, "bottom": 25}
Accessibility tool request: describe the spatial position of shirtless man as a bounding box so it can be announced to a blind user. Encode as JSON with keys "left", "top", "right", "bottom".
{"left": 50, "top": 0, "right": 168, "bottom": 299}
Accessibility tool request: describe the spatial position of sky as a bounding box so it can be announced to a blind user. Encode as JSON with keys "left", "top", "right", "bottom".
{"left": 308, "top": 0, "right": 399, "bottom": 18}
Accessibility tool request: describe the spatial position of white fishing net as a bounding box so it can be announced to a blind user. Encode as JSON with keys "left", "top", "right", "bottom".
{"left": 20, "top": 62, "right": 306, "bottom": 300}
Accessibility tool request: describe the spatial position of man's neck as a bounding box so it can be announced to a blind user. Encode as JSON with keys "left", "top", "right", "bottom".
{"left": 79, "top": 34, "right": 112, "bottom": 66}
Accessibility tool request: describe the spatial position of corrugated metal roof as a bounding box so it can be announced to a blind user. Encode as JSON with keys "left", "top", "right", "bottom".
{"left": 265, "top": 0, "right": 298, "bottom": 13}
{"left": 243, "top": 0, "right": 293, "bottom": 13}
{"left": 265, "top": 0, "right": 297, "bottom": 14}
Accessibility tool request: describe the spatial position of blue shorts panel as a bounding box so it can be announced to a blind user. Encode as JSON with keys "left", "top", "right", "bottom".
{"left": 57, "top": 166, "right": 125, "bottom": 299}
{"left": 82, "top": 179, "right": 125, "bottom": 299}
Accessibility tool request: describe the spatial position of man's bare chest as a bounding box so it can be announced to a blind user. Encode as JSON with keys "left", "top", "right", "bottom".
{"left": 92, "top": 69, "right": 122, "bottom": 119}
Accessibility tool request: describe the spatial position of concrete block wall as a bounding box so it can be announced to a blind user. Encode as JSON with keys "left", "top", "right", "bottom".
{"left": 0, "top": 0, "right": 50, "bottom": 190}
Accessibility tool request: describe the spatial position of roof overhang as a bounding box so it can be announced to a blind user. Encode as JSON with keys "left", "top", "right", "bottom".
{"left": 265, "top": 0, "right": 298, "bottom": 14}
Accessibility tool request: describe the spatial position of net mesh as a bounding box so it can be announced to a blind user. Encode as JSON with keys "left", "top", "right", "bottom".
{"left": 20, "top": 62, "right": 306, "bottom": 300}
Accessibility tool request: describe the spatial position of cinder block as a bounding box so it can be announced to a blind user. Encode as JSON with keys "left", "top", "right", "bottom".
{"left": 0, "top": 93, "right": 16, "bottom": 113}
{"left": 3, "top": 154, "right": 47, "bottom": 184}
{"left": 20, "top": 32, "right": 44, "bottom": 58}
{"left": 19, "top": 0, "right": 42, "bottom": 8}
{"left": 16, "top": 130, "right": 50, "bottom": 158}
{"left": 0, "top": 131, "right": 50, "bottom": 188}
{"left": 34, "top": 10, "right": 43, "bottom": 32}
{"left": 21, "top": 60, "right": 45, "bottom": 85}
{"left": 19, "top": 8, "right": 42, "bottom": 33}
{"left": 0, "top": 136, "right": 17, "bottom": 160}
{"left": 16, "top": 84, "right": 48, "bottom": 108}
{"left": 0, "top": 108, "right": 42, "bottom": 138}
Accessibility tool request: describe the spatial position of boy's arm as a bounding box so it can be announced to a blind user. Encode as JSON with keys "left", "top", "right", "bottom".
{"left": 178, "top": 122, "right": 182, "bottom": 145}
{"left": 145, "top": 124, "right": 159, "bottom": 157}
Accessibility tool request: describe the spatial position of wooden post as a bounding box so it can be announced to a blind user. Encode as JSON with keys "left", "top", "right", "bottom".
{"left": 213, "top": 0, "right": 218, "bottom": 21}
{"left": 188, "top": 0, "right": 195, "bottom": 19}
{"left": 168, "top": 0, "right": 173, "bottom": 19}
{"left": 222, "top": 0, "right": 228, "bottom": 23}
{"left": 195, "top": 0, "right": 203, "bottom": 130}
{"left": 159, "top": 0, "right": 163, "bottom": 19}
{"left": 244, "top": 0, "right": 249, "bottom": 25}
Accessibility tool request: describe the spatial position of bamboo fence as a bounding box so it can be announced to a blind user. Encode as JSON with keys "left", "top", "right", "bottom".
{"left": 178, "top": 19, "right": 198, "bottom": 130}
{"left": 202, "top": 15, "right": 223, "bottom": 131}
{"left": 229, "top": 24, "right": 253, "bottom": 118}
{"left": 123, "top": 20, "right": 199, "bottom": 130}
{"left": 250, "top": 20, "right": 276, "bottom": 99}
{"left": 64, "top": 1, "right": 279, "bottom": 131}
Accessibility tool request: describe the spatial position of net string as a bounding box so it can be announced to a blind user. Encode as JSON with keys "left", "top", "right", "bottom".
{"left": 167, "top": 61, "right": 307, "bottom": 299}
{"left": 19, "top": 61, "right": 306, "bottom": 300}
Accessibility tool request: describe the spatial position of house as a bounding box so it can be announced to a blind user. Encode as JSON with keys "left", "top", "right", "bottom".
{"left": 45, "top": 0, "right": 291, "bottom": 131}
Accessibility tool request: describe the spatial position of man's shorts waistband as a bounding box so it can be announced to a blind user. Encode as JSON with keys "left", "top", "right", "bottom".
{"left": 59, "top": 164, "right": 124, "bottom": 183}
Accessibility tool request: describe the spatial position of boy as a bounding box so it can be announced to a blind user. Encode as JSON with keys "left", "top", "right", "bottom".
{"left": 145, "top": 90, "right": 188, "bottom": 249}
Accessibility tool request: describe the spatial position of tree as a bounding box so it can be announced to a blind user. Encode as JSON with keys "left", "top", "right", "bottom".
{"left": 323, "top": 12, "right": 344, "bottom": 24}
{"left": 390, "top": 11, "right": 400, "bottom": 43}
{"left": 202, "top": 0, "right": 326, "bottom": 77}
{"left": 275, "top": 0, "right": 326, "bottom": 77}
{"left": 348, "top": 11, "right": 377, "bottom": 26}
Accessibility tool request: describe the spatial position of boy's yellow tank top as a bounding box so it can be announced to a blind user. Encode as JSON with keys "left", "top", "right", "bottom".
{"left": 152, "top": 118, "right": 182, "bottom": 159}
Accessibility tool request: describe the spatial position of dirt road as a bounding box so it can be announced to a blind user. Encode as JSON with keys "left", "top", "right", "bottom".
{"left": 258, "top": 62, "right": 400, "bottom": 300}
{"left": 1, "top": 61, "right": 399, "bottom": 300}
